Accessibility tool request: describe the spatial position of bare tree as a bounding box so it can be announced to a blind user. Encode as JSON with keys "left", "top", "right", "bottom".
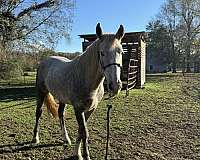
{"left": 158, "top": 0, "right": 180, "bottom": 73}
{"left": 177, "top": 0, "right": 200, "bottom": 72}
{"left": 157, "top": 0, "right": 200, "bottom": 72}
{"left": 0, "top": 0, "right": 75, "bottom": 53}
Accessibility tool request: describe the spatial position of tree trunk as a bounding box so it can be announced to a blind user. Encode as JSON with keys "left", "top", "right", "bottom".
{"left": 0, "top": 41, "right": 7, "bottom": 61}
{"left": 198, "top": 62, "right": 200, "bottom": 73}
{"left": 186, "top": 46, "right": 191, "bottom": 73}
{"left": 185, "top": 20, "right": 192, "bottom": 73}
{"left": 172, "top": 62, "right": 177, "bottom": 73}
{"left": 182, "top": 57, "right": 186, "bottom": 76}
{"left": 171, "top": 37, "right": 176, "bottom": 73}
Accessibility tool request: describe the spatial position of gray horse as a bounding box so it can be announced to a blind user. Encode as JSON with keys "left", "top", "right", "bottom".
{"left": 32, "top": 23, "right": 124, "bottom": 160}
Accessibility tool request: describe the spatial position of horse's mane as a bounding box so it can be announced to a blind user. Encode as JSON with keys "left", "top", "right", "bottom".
{"left": 75, "top": 34, "right": 116, "bottom": 66}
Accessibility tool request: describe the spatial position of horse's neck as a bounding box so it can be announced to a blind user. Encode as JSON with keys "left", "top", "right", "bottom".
{"left": 76, "top": 40, "right": 104, "bottom": 90}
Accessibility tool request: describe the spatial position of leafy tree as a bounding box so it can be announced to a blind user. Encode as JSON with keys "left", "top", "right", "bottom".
{"left": 0, "top": 0, "right": 75, "bottom": 53}
{"left": 146, "top": 20, "right": 172, "bottom": 71}
{"left": 0, "top": 58, "right": 23, "bottom": 79}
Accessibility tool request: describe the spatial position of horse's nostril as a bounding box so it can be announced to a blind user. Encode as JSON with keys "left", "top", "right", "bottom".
{"left": 109, "top": 83, "right": 113, "bottom": 91}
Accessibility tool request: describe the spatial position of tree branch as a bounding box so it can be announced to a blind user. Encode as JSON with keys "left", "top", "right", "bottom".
{"left": 17, "top": 0, "right": 55, "bottom": 18}
{"left": 9, "top": 0, "right": 26, "bottom": 13}
{"left": 13, "top": 9, "right": 57, "bottom": 41}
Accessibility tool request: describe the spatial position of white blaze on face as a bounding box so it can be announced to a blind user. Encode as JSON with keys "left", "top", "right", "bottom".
{"left": 101, "top": 39, "right": 123, "bottom": 95}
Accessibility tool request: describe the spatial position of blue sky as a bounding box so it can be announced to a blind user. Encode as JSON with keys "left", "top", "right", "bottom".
{"left": 56, "top": 0, "right": 165, "bottom": 53}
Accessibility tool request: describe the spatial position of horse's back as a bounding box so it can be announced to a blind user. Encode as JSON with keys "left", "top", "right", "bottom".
{"left": 40, "top": 55, "right": 71, "bottom": 69}
{"left": 48, "top": 56, "right": 71, "bottom": 63}
{"left": 37, "top": 56, "right": 71, "bottom": 86}
{"left": 43, "top": 56, "right": 71, "bottom": 66}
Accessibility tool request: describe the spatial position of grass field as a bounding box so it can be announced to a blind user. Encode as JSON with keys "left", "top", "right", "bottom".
{"left": 0, "top": 72, "right": 36, "bottom": 88}
{"left": 0, "top": 73, "right": 200, "bottom": 160}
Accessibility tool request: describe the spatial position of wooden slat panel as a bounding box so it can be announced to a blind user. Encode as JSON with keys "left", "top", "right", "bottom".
{"left": 130, "top": 59, "right": 138, "bottom": 61}
{"left": 128, "top": 71, "right": 137, "bottom": 75}
{"left": 127, "top": 83, "right": 136, "bottom": 90}
{"left": 128, "top": 79, "right": 137, "bottom": 85}
{"left": 121, "top": 37, "right": 141, "bottom": 94}
{"left": 129, "top": 66, "right": 138, "bottom": 69}
{"left": 128, "top": 76, "right": 137, "bottom": 81}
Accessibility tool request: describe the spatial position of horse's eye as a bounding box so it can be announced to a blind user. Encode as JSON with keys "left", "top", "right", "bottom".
{"left": 101, "top": 52, "right": 105, "bottom": 56}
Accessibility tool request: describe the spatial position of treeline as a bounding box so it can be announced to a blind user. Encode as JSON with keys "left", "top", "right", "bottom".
{"left": 146, "top": 0, "right": 200, "bottom": 73}
{"left": 0, "top": 49, "right": 81, "bottom": 80}
{"left": 0, "top": 0, "right": 76, "bottom": 80}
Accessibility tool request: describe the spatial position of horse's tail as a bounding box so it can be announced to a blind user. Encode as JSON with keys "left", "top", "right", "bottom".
{"left": 44, "top": 93, "right": 59, "bottom": 118}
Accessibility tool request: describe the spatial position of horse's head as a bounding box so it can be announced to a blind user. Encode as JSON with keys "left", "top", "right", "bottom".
{"left": 96, "top": 23, "right": 125, "bottom": 96}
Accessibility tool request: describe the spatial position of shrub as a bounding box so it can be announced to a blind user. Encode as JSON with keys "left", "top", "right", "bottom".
{"left": 0, "top": 60, "right": 23, "bottom": 80}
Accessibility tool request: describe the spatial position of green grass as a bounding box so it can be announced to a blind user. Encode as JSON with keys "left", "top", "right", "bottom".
{"left": 0, "top": 72, "right": 36, "bottom": 87}
{"left": 0, "top": 74, "right": 200, "bottom": 159}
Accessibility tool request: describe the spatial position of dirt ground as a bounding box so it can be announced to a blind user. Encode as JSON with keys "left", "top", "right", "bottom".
{"left": 0, "top": 74, "right": 200, "bottom": 160}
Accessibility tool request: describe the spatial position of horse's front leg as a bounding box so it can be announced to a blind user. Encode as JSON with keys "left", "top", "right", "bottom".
{"left": 74, "top": 109, "right": 91, "bottom": 160}
{"left": 73, "top": 109, "right": 95, "bottom": 160}
{"left": 58, "top": 103, "right": 71, "bottom": 145}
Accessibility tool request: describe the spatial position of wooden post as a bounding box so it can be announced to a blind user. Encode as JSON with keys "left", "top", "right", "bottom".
{"left": 136, "top": 39, "right": 141, "bottom": 88}
{"left": 126, "top": 61, "right": 130, "bottom": 96}
{"left": 105, "top": 105, "right": 112, "bottom": 160}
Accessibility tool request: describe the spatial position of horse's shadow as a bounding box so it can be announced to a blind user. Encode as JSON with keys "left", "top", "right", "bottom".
{"left": 0, "top": 141, "right": 80, "bottom": 159}
{"left": 0, "top": 87, "right": 36, "bottom": 102}
{"left": 0, "top": 141, "right": 64, "bottom": 154}
{"left": 0, "top": 87, "right": 36, "bottom": 111}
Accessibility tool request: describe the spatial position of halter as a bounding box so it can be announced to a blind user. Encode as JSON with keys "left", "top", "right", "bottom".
{"left": 97, "top": 51, "right": 122, "bottom": 71}
{"left": 102, "top": 63, "right": 122, "bottom": 70}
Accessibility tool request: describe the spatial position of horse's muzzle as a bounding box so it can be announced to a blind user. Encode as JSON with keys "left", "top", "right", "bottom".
{"left": 108, "top": 80, "right": 122, "bottom": 95}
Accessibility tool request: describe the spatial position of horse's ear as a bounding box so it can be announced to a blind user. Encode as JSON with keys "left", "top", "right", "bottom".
{"left": 96, "top": 23, "right": 103, "bottom": 38}
{"left": 115, "top": 25, "right": 125, "bottom": 40}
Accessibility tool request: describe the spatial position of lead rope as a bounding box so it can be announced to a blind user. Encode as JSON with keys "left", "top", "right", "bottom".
{"left": 105, "top": 104, "right": 112, "bottom": 160}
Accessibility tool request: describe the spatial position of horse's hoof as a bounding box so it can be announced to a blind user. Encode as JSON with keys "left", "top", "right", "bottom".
{"left": 68, "top": 140, "right": 72, "bottom": 145}
{"left": 32, "top": 138, "right": 39, "bottom": 144}
{"left": 73, "top": 156, "right": 80, "bottom": 160}
{"left": 63, "top": 135, "right": 71, "bottom": 145}
{"left": 64, "top": 138, "right": 71, "bottom": 146}
{"left": 83, "top": 156, "right": 90, "bottom": 160}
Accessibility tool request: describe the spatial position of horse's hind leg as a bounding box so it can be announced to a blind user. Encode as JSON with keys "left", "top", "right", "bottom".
{"left": 58, "top": 103, "right": 71, "bottom": 145}
{"left": 32, "top": 89, "right": 46, "bottom": 144}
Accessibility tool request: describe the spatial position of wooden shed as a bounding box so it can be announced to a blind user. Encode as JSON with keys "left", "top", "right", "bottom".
{"left": 79, "top": 32, "right": 146, "bottom": 95}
